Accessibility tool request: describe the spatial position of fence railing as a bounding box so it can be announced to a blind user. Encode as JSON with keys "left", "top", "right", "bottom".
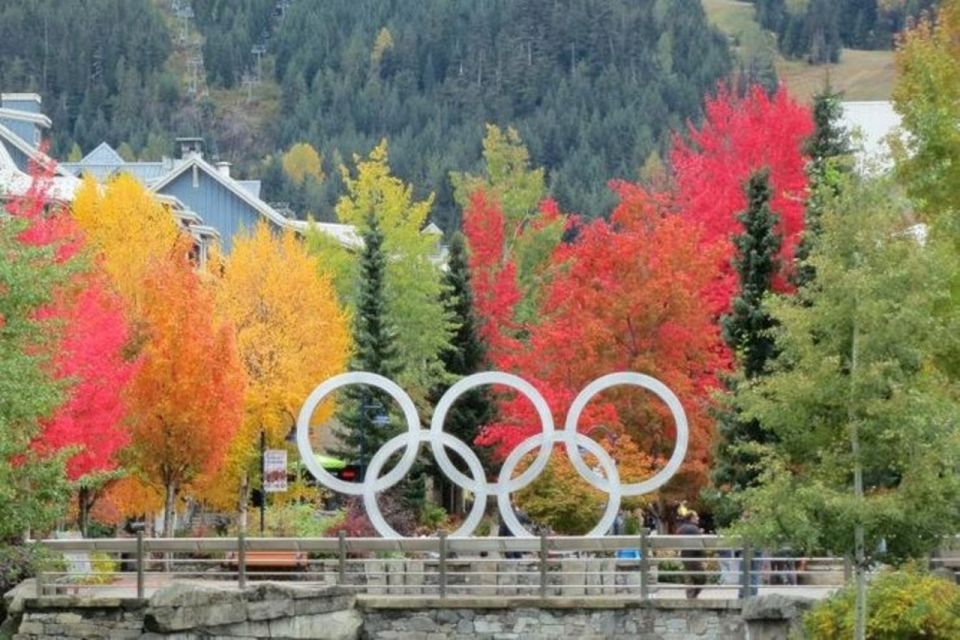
{"left": 34, "top": 533, "right": 850, "bottom": 601}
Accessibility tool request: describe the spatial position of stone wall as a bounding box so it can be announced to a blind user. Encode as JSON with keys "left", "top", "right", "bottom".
{"left": 360, "top": 599, "right": 744, "bottom": 640}
{"left": 10, "top": 583, "right": 362, "bottom": 640}
{"left": 5, "top": 582, "right": 811, "bottom": 640}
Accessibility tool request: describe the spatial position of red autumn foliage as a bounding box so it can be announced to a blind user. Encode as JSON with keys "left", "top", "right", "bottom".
{"left": 462, "top": 85, "right": 813, "bottom": 501}
{"left": 670, "top": 84, "right": 813, "bottom": 312}
{"left": 462, "top": 190, "right": 524, "bottom": 368}
{"left": 473, "top": 184, "right": 728, "bottom": 496}
{"left": 37, "top": 276, "right": 137, "bottom": 480}
{"left": 7, "top": 162, "right": 137, "bottom": 482}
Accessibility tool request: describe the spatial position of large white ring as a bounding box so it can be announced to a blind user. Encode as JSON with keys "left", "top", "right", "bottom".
{"left": 563, "top": 372, "right": 688, "bottom": 497}
{"left": 430, "top": 371, "right": 554, "bottom": 496}
{"left": 297, "top": 370, "right": 688, "bottom": 538}
{"left": 364, "top": 431, "right": 488, "bottom": 538}
{"left": 296, "top": 371, "right": 420, "bottom": 495}
{"left": 496, "top": 431, "right": 621, "bottom": 537}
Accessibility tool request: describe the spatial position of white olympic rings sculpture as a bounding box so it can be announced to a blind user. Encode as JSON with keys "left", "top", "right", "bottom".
{"left": 296, "top": 371, "right": 688, "bottom": 538}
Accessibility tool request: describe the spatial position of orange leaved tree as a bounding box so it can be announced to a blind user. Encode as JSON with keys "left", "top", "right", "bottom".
{"left": 126, "top": 248, "right": 245, "bottom": 536}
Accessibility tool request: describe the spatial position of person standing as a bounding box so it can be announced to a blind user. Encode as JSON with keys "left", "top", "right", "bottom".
{"left": 676, "top": 504, "right": 705, "bottom": 599}
{"left": 499, "top": 500, "right": 532, "bottom": 559}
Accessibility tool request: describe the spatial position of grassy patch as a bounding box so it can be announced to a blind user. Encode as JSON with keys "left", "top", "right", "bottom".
{"left": 776, "top": 49, "right": 895, "bottom": 102}
{"left": 702, "top": 0, "right": 895, "bottom": 102}
{"left": 703, "top": 0, "right": 762, "bottom": 44}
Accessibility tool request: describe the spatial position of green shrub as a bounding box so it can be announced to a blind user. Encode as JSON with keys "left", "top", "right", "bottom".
{"left": 802, "top": 565, "right": 960, "bottom": 639}
{"left": 657, "top": 559, "right": 685, "bottom": 584}
{"left": 265, "top": 503, "right": 345, "bottom": 538}
{"left": 0, "top": 544, "right": 58, "bottom": 595}
{"left": 0, "top": 544, "right": 62, "bottom": 620}
{"left": 419, "top": 503, "right": 448, "bottom": 530}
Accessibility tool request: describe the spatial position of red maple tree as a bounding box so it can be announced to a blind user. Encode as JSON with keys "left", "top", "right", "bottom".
{"left": 475, "top": 183, "right": 728, "bottom": 499}
{"left": 462, "top": 190, "right": 525, "bottom": 368}
{"left": 8, "top": 163, "right": 138, "bottom": 535}
{"left": 670, "top": 84, "right": 813, "bottom": 312}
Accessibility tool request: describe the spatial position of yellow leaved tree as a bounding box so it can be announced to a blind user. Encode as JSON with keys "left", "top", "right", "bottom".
{"left": 282, "top": 142, "right": 325, "bottom": 186}
{"left": 892, "top": 0, "right": 960, "bottom": 225}
{"left": 206, "top": 222, "right": 350, "bottom": 526}
{"left": 71, "top": 175, "right": 184, "bottom": 311}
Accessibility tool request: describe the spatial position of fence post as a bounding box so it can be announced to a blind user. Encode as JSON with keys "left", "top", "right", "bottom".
{"left": 844, "top": 556, "right": 853, "bottom": 585}
{"left": 438, "top": 532, "right": 448, "bottom": 599}
{"left": 136, "top": 531, "right": 145, "bottom": 599}
{"left": 740, "top": 544, "right": 753, "bottom": 600}
{"left": 539, "top": 532, "right": 548, "bottom": 598}
{"left": 338, "top": 530, "right": 347, "bottom": 585}
{"left": 237, "top": 530, "right": 247, "bottom": 589}
{"left": 639, "top": 529, "right": 650, "bottom": 601}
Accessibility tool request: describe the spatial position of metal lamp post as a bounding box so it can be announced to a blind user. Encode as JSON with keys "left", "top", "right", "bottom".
{"left": 360, "top": 398, "right": 389, "bottom": 481}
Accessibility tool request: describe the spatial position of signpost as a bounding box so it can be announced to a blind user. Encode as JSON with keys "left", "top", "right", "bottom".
{"left": 259, "top": 442, "right": 288, "bottom": 535}
{"left": 264, "top": 449, "right": 288, "bottom": 493}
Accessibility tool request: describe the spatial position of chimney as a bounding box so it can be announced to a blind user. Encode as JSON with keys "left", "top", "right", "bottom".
{"left": 215, "top": 161, "right": 231, "bottom": 178}
{"left": 176, "top": 136, "right": 204, "bottom": 159}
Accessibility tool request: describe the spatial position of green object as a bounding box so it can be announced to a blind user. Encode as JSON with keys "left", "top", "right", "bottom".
{"left": 428, "top": 233, "right": 496, "bottom": 476}
{"left": 794, "top": 83, "right": 851, "bottom": 289}
{"left": 331, "top": 209, "right": 402, "bottom": 464}
{"left": 731, "top": 175, "right": 960, "bottom": 564}
{"left": 317, "top": 455, "right": 346, "bottom": 471}
{"left": 0, "top": 217, "right": 72, "bottom": 541}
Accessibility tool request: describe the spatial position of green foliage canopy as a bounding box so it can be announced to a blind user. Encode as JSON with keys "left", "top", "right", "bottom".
{"left": 730, "top": 176, "right": 960, "bottom": 563}
{"left": 0, "top": 216, "right": 71, "bottom": 541}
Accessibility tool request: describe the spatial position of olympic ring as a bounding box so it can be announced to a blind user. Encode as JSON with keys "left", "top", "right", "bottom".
{"left": 296, "top": 371, "right": 688, "bottom": 538}
{"left": 296, "top": 372, "right": 421, "bottom": 496}
{"left": 430, "top": 371, "right": 554, "bottom": 496}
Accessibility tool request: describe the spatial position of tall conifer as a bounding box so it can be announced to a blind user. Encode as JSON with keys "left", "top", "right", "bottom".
{"left": 710, "top": 169, "right": 782, "bottom": 524}
{"left": 334, "top": 211, "right": 402, "bottom": 469}
{"left": 794, "top": 85, "right": 850, "bottom": 287}
{"left": 723, "top": 169, "right": 782, "bottom": 377}
{"left": 430, "top": 233, "right": 497, "bottom": 512}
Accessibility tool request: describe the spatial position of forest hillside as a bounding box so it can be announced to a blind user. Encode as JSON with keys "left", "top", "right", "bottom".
{"left": 0, "top": 0, "right": 927, "bottom": 228}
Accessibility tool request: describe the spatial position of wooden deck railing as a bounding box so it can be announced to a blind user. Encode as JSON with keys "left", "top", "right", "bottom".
{"left": 34, "top": 533, "right": 850, "bottom": 602}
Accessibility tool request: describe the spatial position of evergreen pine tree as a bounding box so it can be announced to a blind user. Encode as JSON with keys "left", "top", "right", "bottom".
{"left": 333, "top": 211, "right": 402, "bottom": 471}
{"left": 722, "top": 169, "right": 782, "bottom": 378}
{"left": 805, "top": 85, "right": 850, "bottom": 166}
{"left": 430, "top": 233, "right": 497, "bottom": 513}
{"left": 709, "top": 169, "right": 783, "bottom": 525}
{"left": 794, "top": 84, "right": 850, "bottom": 287}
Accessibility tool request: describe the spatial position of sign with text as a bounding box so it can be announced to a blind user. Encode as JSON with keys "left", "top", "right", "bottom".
{"left": 263, "top": 449, "right": 288, "bottom": 492}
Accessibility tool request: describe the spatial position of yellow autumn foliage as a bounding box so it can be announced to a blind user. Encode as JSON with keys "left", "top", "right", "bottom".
{"left": 281, "top": 142, "right": 325, "bottom": 186}
{"left": 71, "top": 174, "right": 185, "bottom": 311}
{"left": 203, "top": 222, "right": 350, "bottom": 510}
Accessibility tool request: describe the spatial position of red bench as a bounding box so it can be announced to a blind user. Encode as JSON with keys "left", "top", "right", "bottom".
{"left": 224, "top": 551, "right": 307, "bottom": 571}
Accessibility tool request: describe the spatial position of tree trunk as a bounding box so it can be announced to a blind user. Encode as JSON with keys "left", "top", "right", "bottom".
{"left": 163, "top": 481, "right": 178, "bottom": 538}
{"left": 238, "top": 472, "right": 250, "bottom": 535}
{"left": 849, "top": 309, "right": 867, "bottom": 640}
{"left": 77, "top": 487, "right": 90, "bottom": 537}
